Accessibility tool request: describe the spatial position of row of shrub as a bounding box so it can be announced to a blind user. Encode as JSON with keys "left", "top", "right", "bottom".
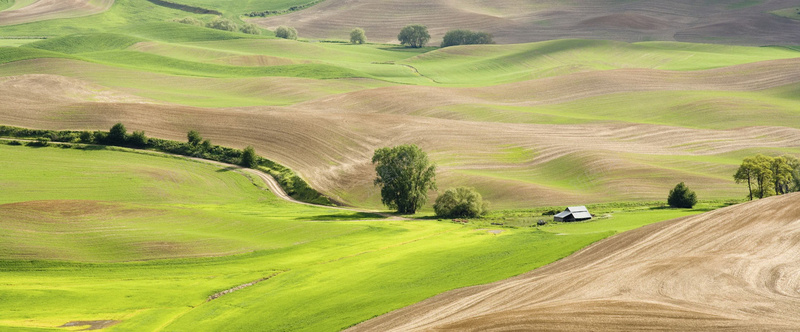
{"left": 244, "top": 0, "right": 324, "bottom": 17}
{"left": 174, "top": 17, "right": 261, "bottom": 35}
{"left": 0, "top": 124, "right": 332, "bottom": 205}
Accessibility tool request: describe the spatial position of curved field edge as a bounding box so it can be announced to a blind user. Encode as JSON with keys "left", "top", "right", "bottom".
{"left": 0, "top": 139, "right": 720, "bottom": 331}
{"left": 0, "top": 0, "right": 115, "bottom": 27}
{"left": 348, "top": 193, "right": 800, "bottom": 331}
{"left": 0, "top": 125, "right": 333, "bottom": 205}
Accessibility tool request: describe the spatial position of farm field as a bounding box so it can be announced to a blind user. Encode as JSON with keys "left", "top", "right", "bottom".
{"left": 351, "top": 193, "right": 800, "bottom": 331}
{"left": 2, "top": 1, "right": 800, "bottom": 331}
{"left": 0, "top": 143, "right": 716, "bottom": 331}
{"left": 254, "top": 0, "right": 800, "bottom": 45}
{"left": 1, "top": 32, "right": 800, "bottom": 208}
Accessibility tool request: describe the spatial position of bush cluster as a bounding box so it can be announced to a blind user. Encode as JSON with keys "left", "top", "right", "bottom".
{"left": 173, "top": 17, "right": 203, "bottom": 27}
{"left": 275, "top": 26, "right": 298, "bottom": 40}
{"left": 206, "top": 18, "right": 238, "bottom": 32}
{"left": 434, "top": 187, "right": 489, "bottom": 218}
{"left": 244, "top": 1, "right": 323, "bottom": 17}
{"left": 240, "top": 23, "right": 261, "bottom": 35}
{"left": 441, "top": 29, "right": 494, "bottom": 47}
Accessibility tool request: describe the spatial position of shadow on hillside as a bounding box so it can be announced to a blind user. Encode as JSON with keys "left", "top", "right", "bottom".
{"left": 216, "top": 166, "right": 238, "bottom": 173}
{"left": 299, "top": 212, "right": 387, "bottom": 221}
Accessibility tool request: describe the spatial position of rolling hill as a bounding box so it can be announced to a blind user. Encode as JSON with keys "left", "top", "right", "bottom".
{"left": 2, "top": 1, "right": 800, "bottom": 331}
{"left": 349, "top": 192, "right": 800, "bottom": 331}
{"left": 252, "top": 0, "right": 800, "bottom": 45}
{"left": 1, "top": 36, "right": 799, "bottom": 208}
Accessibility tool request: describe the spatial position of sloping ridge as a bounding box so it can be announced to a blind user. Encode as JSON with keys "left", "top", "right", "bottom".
{"left": 0, "top": 0, "right": 114, "bottom": 26}
{"left": 350, "top": 193, "right": 800, "bottom": 331}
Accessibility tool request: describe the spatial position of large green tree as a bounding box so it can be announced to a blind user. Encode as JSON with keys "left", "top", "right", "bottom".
{"left": 372, "top": 144, "right": 436, "bottom": 214}
{"left": 788, "top": 155, "right": 800, "bottom": 192}
{"left": 397, "top": 24, "right": 430, "bottom": 48}
{"left": 350, "top": 28, "right": 366, "bottom": 44}
{"left": 108, "top": 123, "right": 127, "bottom": 145}
{"left": 241, "top": 146, "right": 258, "bottom": 168}
{"left": 770, "top": 156, "right": 794, "bottom": 195}
{"left": 667, "top": 182, "right": 697, "bottom": 208}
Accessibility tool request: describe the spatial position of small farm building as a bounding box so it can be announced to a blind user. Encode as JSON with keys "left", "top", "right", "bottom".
{"left": 554, "top": 206, "right": 592, "bottom": 222}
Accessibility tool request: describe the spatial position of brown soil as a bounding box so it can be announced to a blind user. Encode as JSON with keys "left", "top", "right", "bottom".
{"left": 3, "top": 58, "right": 800, "bottom": 208}
{"left": 250, "top": 0, "right": 800, "bottom": 46}
{"left": 59, "top": 320, "right": 120, "bottom": 330}
{"left": 0, "top": 0, "right": 114, "bottom": 26}
{"left": 348, "top": 193, "right": 800, "bottom": 331}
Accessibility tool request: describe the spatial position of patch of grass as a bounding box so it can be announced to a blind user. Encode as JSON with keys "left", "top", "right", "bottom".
{"left": 0, "top": 38, "right": 41, "bottom": 47}
{"left": 402, "top": 39, "right": 800, "bottom": 86}
{"left": 80, "top": 50, "right": 363, "bottom": 78}
{"left": 770, "top": 7, "right": 800, "bottom": 20}
{"left": 24, "top": 33, "right": 143, "bottom": 54}
{"left": 0, "top": 46, "right": 75, "bottom": 64}
{"left": 0, "top": 0, "right": 14, "bottom": 12}
{"left": 726, "top": 0, "right": 763, "bottom": 9}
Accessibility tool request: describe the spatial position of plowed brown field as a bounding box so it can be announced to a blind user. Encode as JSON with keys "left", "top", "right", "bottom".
{"left": 349, "top": 193, "right": 800, "bottom": 331}
{"left": 0, "top": 0, "right": 113, "bottom": 26}
{"left": 3, "top": 58, "right": 800, "bottom": 208}
{"left": 252, "top": 0, "right": 800, "bottom": 45}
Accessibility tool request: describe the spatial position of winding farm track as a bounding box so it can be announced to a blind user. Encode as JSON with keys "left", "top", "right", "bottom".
{"left": 0, "top": 0, "right": 114, "bottom": 26}
{"left": 349, "top": 193, "right": 800, "bottom": 331}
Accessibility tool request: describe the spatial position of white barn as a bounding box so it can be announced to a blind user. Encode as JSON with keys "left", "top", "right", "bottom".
{"left": 554, "top": 206, "right": 592, "bottom": 222}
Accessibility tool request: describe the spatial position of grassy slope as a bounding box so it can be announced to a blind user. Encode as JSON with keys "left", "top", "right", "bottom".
{"left": 0, "top": 144, "right": 715, "bottom": 331}
{"left": 403, "top": 39, "right": 800, "bottom": 85}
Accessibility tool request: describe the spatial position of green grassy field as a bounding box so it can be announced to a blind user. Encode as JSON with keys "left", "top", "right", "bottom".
{"left": 0, "top": 143, "right": 719, "bottom": 331}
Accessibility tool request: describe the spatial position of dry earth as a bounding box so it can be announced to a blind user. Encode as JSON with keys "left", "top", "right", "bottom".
{"left": 349, "top": 193, "right": 800, "bottom": 331}
{"left": 252, "top": 0, "right": 800, "bottom": 45}
{"left": 0, "top": 0, "right": 114, "bottom": 26}
{"left": 3, "top": 59, "right": 800, "bottom": 207}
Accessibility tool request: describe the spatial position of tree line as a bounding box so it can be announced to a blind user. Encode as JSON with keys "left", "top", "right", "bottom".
{"left": 0, "top": 124, "right": 331, "bottom": 205}
{"left": 734, "top": 154, "right": 800, "bottom": 200}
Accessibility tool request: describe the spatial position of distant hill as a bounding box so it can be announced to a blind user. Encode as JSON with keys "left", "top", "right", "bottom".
{"left": 252, "top": 0, "right": 800, "bottom": 45}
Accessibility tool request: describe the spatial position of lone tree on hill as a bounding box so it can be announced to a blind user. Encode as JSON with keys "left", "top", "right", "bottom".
{"left": 241, "top": 146, "right": 258, "bottom": 168}
{"left": 668, "top": 182, "right": 697, "bottom": 208}
{"left": 108, "top": 123, "right": 127, "bottom": 145}
{"left": 434, "top": 187, "right": 489, "bottom": 218}
{"left": 372, "top": 144, "right": 436, "bottom": 214}
{"left": 275, "top": 26, "right": 298, "bottom": 40}
{"left": 398, "top": 24, "right": 430, "bottom": 48}
{"left": 350, "top": 28, "right": 366, "bottom": 44}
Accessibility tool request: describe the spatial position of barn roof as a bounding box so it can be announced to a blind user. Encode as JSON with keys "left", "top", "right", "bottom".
{"left": 567, "top": 206, "right": 588, "bottom": 213}
{"left": 571, "top": 212, "right": 593, "bottom": 220}
{"left": 554, "top": 211, "right": 572, "bottom": 219}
